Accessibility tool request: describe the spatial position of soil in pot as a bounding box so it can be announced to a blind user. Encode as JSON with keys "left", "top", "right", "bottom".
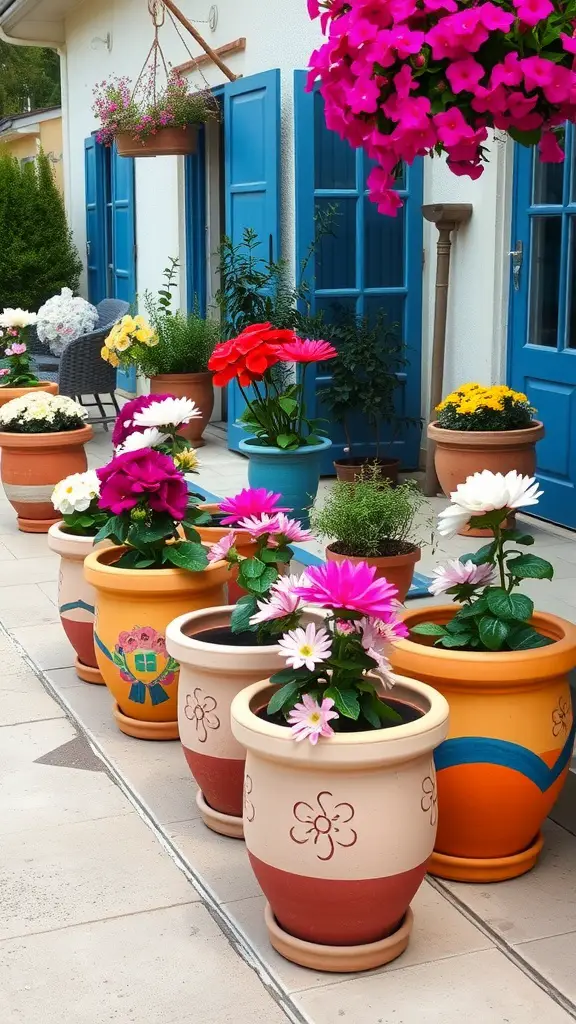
{"left": 326, "top": 541, "right": 421, "bottom": 603}
{"left": 334, "top": 457, "right": 400, "bottom": 484}
{"left": 260, "top": 696, "right": 423, "bottom": 731}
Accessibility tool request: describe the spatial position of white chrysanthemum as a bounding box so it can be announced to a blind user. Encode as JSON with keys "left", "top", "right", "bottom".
{"left": 437, "top": 470, "right": 543, "bottom": 539}
{"left": 0, "top": 391, "right": 87, "bottom": 427}
{"left": 115, "top": 427, "right": 169, "bottom": 454}
{"left": 36, "top": 289, "right": 98, "bottom": 356}
{"left": 0, "top": 307, "right": 38, "bottom": 329}
{"left": 133, "top": 396, "right": 201, "bottom": 429}
{"left": 52, "top": 470, "right": 100, "bottom": 515}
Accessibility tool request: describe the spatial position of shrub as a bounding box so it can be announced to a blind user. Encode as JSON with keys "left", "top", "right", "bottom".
{"left": 0, "top": 150, "right": 82, "bottom": 312}
{"left": 311, "top": 471, "right": 428, "bottom": 559}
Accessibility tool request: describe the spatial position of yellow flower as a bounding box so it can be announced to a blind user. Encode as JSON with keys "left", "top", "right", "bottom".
{"left": 113, "top": 332, "right": 132, "bottom": 353}
{"left": 174, "top": 448, "right": 199, "bottom": 472}
{"left": 108, "top": 350, "right": 120, "bottom": 368}
{"left": 101, "top": 345, "right": 110, "bottom": 362}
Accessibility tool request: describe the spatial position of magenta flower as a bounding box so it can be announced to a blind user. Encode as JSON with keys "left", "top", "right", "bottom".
{"left": 249, "top": 573, "right": 304, "bottom": 625}
{"left": 5, "top": 342, "right": 26, "bottom": 356}
{"left": 97, "top": 448, "right": 188, "bottom": 519}
{"left": 219, "top": 487, "right": 289, "bottom": 526}
{"left": 513, "top": 0, "right": 553, "bottom": 27}
{"left": 429, "top": 558, "right": 495, "bottom": 596}
{"left": 207, "top": 531, "right": 237, "bottom": 563}
{"left": 294, "top": 561, "right": 398, "bottom": 619}
{"left": 268, "top": 512, "right": 313, "bottom": 542}
{"left": 287, "top": 694, "right": 339, "bottom": 745}
{"left": 273, "top": 338, "right": 337, "bottom": 364}
{"left": 112, "top": 393, "right": 174, "bottom": 448}
{"left": 0, "top": 368, "right": 9, "bottom": 378}
{"left": 236, "top": 513, "right": 283, "bottom": 538}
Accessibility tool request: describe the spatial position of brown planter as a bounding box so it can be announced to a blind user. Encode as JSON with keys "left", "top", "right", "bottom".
{"left": 326, "top": 543, "right": 421, "bottom": 603}
{"left": 427, "top": 420, "right": 545, "bottom": 498}
{"left": 149, "top": 372, "right": 214, "bottom": 447}
{"left": 0, "top": 381, "right": 58, "bottom": 409}
{"left": 116, "top": 125, "right": 199, "bottom": 158}
{"left": 0, "top": 425, "right": 93, "bottom": 533}
{"left": 231, "top": 676, "right": 449, "bottom": 972}
{"left": 334, "top": 456, "right": 400, "bottom": 484}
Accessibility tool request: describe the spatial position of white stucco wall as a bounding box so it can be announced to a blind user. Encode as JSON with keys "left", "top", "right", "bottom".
{"left": 61, "top": 0, "right": 510, "bottom": 419}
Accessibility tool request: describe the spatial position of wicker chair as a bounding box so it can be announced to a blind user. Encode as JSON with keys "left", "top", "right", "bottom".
{"left": 32, "top": 298, "right": 131, "bottom": 429}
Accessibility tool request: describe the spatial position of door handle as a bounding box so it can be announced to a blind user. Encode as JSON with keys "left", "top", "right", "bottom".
{"left": 509, "top": 241, "right": 523, "bottom": 291}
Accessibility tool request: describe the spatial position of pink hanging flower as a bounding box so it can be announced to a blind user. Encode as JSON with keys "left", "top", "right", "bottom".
{"left": 273, "top": 338, "right": 337, "bottom": 363}
{"left": 287, "top": 694, "right": 339, "bottom": 745}
{"left": 218, "top": 487, "right": 289, "bottom": 526}
{"left": 294, "top": 561, "right": 398, "bottom": 619}
{"left": 208, "top": 531, "right": 237, "bottom": 563}
{"left": 539, "top": 130, "right": 565, "bottom": 162}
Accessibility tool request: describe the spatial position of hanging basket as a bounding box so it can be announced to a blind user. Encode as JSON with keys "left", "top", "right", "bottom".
{"left": 116, "top": 124, "right": 199, "bottom": 158}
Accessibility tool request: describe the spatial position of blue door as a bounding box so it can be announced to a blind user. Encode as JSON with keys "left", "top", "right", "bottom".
{"left": 509, "top": 134, "right": 576, "bottom": 528}
{"left": 185, "top": 128, "right": 207, "bottom": 316}
{"left": 111, "top": 146, "right": 137, "bottom": 394}
{"left": 294, "top": 72, "right": 423, "bottom": 474}
{"left": 223, "top": 70, "right": 281, "bottom": 450}
{"left": 84, "top": 137, "right": 107, "bottom": 305}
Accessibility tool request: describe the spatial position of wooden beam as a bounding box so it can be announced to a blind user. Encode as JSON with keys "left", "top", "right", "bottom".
{"left": 162, "top": 0, "right": 237, "bottom": 81}
{"left": 175, "top": 37, "right": 246, "bottom": 75}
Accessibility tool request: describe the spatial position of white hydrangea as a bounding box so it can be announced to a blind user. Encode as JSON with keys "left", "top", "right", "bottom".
{"left": 36, "top": 288, "right": 98, "bottom": 356}
{"left": 0, "top": 392, "right": 88, "bottom": 428}
{"left": 52, "top": 470, "right": 100, "bottom": 516}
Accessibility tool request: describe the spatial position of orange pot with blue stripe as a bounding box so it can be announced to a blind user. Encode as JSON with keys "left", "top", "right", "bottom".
{"left": 390, "top": 605, "right": 576, "bottom": 882}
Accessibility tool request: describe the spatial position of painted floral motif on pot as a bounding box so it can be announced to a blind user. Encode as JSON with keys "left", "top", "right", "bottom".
{"left": 420, "top": 768, "right": 438, "bottom": 827}
{"left": 244, "top": 774, "right": 255, "bottom": 823}
{"left": 184, "top": 688, "right": 220, "bottom": 743}
{"left": 105, "top": 625, "right": 178, "bottom": 706}
{"left": 289, "top": 791, "right": 358, "bottom": 863}
{"left": 552, "top": 696, "right": 571, "bottom": 738}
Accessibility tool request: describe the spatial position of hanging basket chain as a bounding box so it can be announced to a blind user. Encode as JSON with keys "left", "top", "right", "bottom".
{"left": 164, "top": 5, "right": 219, "bottom": 96}
{"left": 131, "top": 0, "right": 171, "bottom": 106}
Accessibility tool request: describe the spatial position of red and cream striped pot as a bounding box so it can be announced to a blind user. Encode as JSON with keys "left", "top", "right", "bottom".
{"left": 48, "top": 523, "right": 104, "bottom": 685}
{"left": 231, "top": 676, "right": 449, "bottom": 973}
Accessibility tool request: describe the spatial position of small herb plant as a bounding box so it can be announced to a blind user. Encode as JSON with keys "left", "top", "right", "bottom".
{"left": 414, "top": 470, "right": 554, "bottom": 652}
{"left": 141, "top": 258, "right": 219, "bottom": 375}
{"left": 436, "top": 383, "right": 535, "bottom": 432}
{"left": 311, "top": 472, "right": 428, "bottom": 558}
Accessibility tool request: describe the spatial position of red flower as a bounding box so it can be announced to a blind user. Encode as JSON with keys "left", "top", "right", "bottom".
{"left": 209, "top": 323, "right": 295, "bottom": 387}
{"left": 97, "top": 449, "right": 188, "bottom": 520}
{"left": 274, "top": 338, "right": 337, "bottom": 364}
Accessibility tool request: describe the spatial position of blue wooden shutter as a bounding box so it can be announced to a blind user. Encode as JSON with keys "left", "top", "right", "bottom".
{"left": 294, "top": 71, "right": 423, "bottom": 474}
{"left": 223, "top": 70, "right": 281, "bottom": 450}
{"left": 111, "top": 146, "right": 137, "bottom": 394}
{"left": 84, "top": 136, "right": 106, "bottom": 305}
{"left": 185, "top": 128, "right": 207, "bottom": 316}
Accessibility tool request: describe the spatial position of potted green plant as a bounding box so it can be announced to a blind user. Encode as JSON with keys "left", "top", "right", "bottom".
{"left": 321, "top": 312, "right": 413, "bottom": 483}
{"left": 0, "top": 307, "right": 58, "bottom": 407}
{"left": 311, "top": 472, "right": 428, "bottom": 601}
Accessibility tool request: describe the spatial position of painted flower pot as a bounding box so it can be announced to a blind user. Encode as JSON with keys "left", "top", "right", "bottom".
{"left": 116, "top": 124, "right": 199, "bottom": 158}
{"left": 390, "top": 605, "right": 576, "bottom": 882}
{"left": 239, "top": 436, "right": 332, "bottom": 526}
{"left": 325, "top": 544, "right": 421, "bottom": 603}
{"left": 0, "top": 425, "right": 93, "bottom": 533}
{"left": 84, "top": 546, "right": 229, "bottom": 740}
{"left": 0, "top": 381, "right": 58, "bottom": 409}
{"left": 231, "top": 676, "right": 449, "bottom": 973}
{"left": 48, "top": 522, "right": 105, "bottom": 685}
{"left": 166, "top": 605, "right": 287, "bottom": 838}
{"left": 149, "top": 372, "right": 214, "bottom": 446}
{"left": 195, "top": 504, "right": 256, "bottom": 604}
{"left": 427, "top": 420, "right": 544, "bottom": 498}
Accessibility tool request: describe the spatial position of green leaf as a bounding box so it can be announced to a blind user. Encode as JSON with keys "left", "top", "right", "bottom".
{"left": 375, "top": 699, "right": 403, "bottom": 725}
{"left": 507, "top": 626, "right": 554, "bottom": 650}
{"left": 230, "top": 595, "right": 258, "bottom": 634}
{"left": 324, "top": 685, "right": 360, "bottom": 720}
{"left": 455, "top": 597, "right": 488, "bottom": 619}
{"left": 276, "top": 433, "right": 299, "bottom": 450}
{"left": 410, "top": 622, "right": 447, "bottom": 636}
{"left": 440, "top": 633, "right": 471, "bottom": 648}
{"left": 94, "top": 515, "right": 127, "bottom": 544}
{"left": 259, "top": 547, "right": 280, "bottom": 564}
{"left": 267, "top": 681, "right": 300, "bottom": 716}
{"left": 508, "top": 126, "right": 542, "bottom": 146}
{"left": 506, "top": 554, "right": 554, "bottom": 581}
{"left": 164, "top": 541, "right": 209, "bottom": 571}
{"left": 241, "top": 565, "right": 278, "bottom": 594}
{"left": 270, "top": 667, "right": 310, "bottom": 685}
{"left": 277, "top": 396, "right": 298, "bottom": 416}
{"left": 239, "top": 558, "right": 266, "bottom": 580}
{"left": 461, "top": 542, "right": 496, "bottom": 566}
{"left": 360, "top": 693, "right": 381, "bottom": 729}
{"left": 478, "top": 615, "right": 510, "bottom": 651}
{"left": 501, "top": 529, "right": 534, "bottom": 546}
{"left": 468, "top": 509, "right": 508, "bottom": 531}
{"left": 486, "top": 587, "right": 534, "bottom": 622}
{"left": 445, "top": 617, "right": 474, "bottom": 634}
{"left": 305, "top": 435, "right": 322, "bottom": 445}
{"left": 128, "top": 513, "right": 173, "bottom": 546}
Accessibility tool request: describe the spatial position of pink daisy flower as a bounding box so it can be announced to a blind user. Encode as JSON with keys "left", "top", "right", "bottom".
{"left": 268, "top": 512, "right": 313, "bottom": 542}
{"left": 218, "top": 488, "right": 289, "bottom": 526}
{"left": 278, "top": 622, "right": 332, "bottom": 670}
{"left": 249, "top": 573, "right": 304, "bottom": 625}
{"left": 294, "top": 560, "right": 398, "bottom": 618}
{"left": 429, "top": 558, "right": 495, "bottom": 596}
{"left": 207, "top": 531, "right": 237, "bottom": 564}
{"left": 236, "top": 513, "right": 282, "bottom": 538}
{"left": 287, "top": 694, "right": 339, "bottom": 744}
{"left": 274, "top": 338, "right": 337, "bottom": 364}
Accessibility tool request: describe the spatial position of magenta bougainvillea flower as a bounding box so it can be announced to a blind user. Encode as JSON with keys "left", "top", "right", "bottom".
{"left": 97, "top": 448, "right": 188, "bottom": 519}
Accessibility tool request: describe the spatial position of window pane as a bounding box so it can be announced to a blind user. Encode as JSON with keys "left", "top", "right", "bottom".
{"left": 314, "top": 91, "right": 355, "bottom": 190}
{"left": 315, "top": 295, "right": 358, "bottom": 327}
{"left": 566, "top": 218, "right": 576, "bottom": 348}
{"left": 364, "top": 198, "right": 405, "bottom": 288}
{"left": 364, "top": 294, "right": 405, "bottom": 336}
{"left": 315, "top": 197, "right": 356, "bottom": 289}
{"left": 528, "top": 217, "right": 561, "bottom": 347}
{"left": 533, "top": 155, "right": 564, "bottom": 205}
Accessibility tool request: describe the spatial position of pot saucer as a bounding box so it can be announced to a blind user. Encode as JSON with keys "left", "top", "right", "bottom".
{"left": 196, "top": 790, "right": 244, "bottom": 839}
{"left": 429, "top": 832, "right": 544, "bottom": 883}
{"left": 75, "top": 657, "right": 104, "bottom": 685}
{"left": 113, "top": 703, "right": 179, "bottom": 741}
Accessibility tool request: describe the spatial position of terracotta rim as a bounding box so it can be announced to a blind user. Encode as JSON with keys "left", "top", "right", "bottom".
{"left": 231, "top": 675, "right": 449, "bottom": 768}
{"left": 264, "top": 903, "right": 413, "bottom": 973}
{"left": 75, "top": 657, "right": 104, "bottom": 686}
{"left": 84, "top": 545, "right": 228, "bottom": 595}
{"left": 326, "top": 543, "right": 421, "bottom": 569}
{"left": 429, "top": 832, "right": 544, "bottom": 883}
{"left": 48, "top": 521, "right": 96, "bottom": 558}
{"left": 0, "top": 381, "right": 58, "bottom": 398}
{"left": 113, "top": 703, "right": 179, "bottom": 740}
{"left": 427, "top": 420, "right": 544, "bottom": 447}
{"left": 0, "top": 425, "right": 93, "bottom": 450}
{"left": 397, "top": 605, "right": 576, "bottom": 685}
{"left": 167, "top": 605, "right": 281, "bottom": 661}
{"left": 196, "top": 790, "right": 244, "bottom": 839}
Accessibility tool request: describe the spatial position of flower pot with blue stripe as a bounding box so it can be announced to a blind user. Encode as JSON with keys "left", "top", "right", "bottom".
{"left": 239, "top": 436, "right": 332, "bottom": 526}
{"left": 48, "top": 522, "right": 104, "bottom": 685}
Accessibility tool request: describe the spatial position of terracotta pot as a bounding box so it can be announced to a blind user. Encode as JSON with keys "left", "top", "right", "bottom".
{"left": 0, "top": 425, "right": 93, "bottom": 533}
{"left": 116, "top": 124, "right": 199, "bottom": 158}
{"left": 84, "top": 546, "right": 229, "bottom": 740}
{"left": 149, "top": 372, "right": 214, "bottom": 447}
{"left": 231, "top": 675, "right": 449, "bottom": 972}
{"left": 48, "top": 523, "right": 104, "bottom": 685}
{"left": 166, "top": 605, "right": 287, "bottom": 838}
{"left": 326, "top": 544, "right": 421, "bottom": 603}
{"left": 334, "top": 456, "right": 400, "bottom": 484}
{"left": 390, "top": 605, "right": 576, "bottom": 882}
{"left": 427, "top": 420, "right": 545, "bottom": 498}
{"left": 0, "top": 381, "right": 58, "bottom": 408}
{"left": 195, "top": 503, "right": 256, "bottom": 604}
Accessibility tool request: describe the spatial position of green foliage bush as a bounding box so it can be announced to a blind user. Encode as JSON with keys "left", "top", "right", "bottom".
{"left": 0, "top": 150, "right": 81, "bottom": 312}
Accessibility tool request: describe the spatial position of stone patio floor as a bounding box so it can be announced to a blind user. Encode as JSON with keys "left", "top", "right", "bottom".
{"left": 1, "top": 423, "right": 576, "bottom": 1024}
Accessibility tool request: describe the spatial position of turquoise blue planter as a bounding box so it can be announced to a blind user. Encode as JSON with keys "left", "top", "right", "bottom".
{"left": 239, "top": 437, "right": 332, "bottom": 526}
